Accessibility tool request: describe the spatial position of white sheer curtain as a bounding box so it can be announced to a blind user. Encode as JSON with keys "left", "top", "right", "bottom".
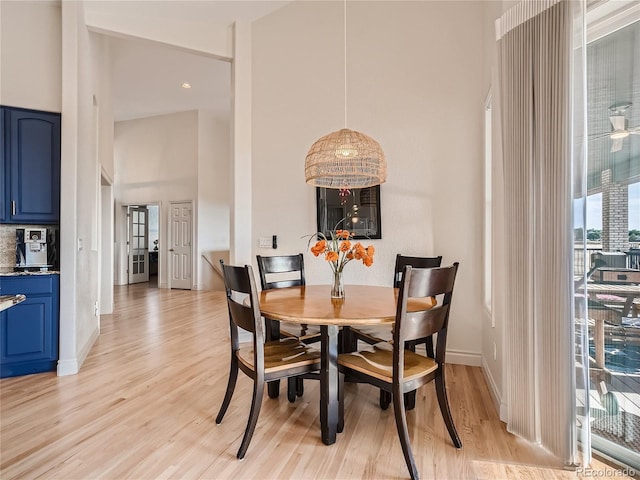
{"left": 496, "top": 0, "right": 587, "bottom": 466}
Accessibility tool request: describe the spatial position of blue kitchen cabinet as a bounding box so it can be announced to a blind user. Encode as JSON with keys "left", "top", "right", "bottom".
{"left": 0, "top": 109, "right": 6, "bottom": 224}
{"left": 0, "top": 275, "right": 59, "bottom": 378}
{"left": 1, "top": 106, "right": 61, "bottom": 224}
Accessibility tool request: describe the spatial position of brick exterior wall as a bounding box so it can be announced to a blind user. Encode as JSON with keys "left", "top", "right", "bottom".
{"left": 601, "top": 169, "right": 629, "bottom": 252}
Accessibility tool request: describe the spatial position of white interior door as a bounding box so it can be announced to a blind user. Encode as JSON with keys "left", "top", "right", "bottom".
{"left": 128, "top": 206, "right": 149, "bottom": 284}
{"left": 169, "top": 202, "right": 192, "bottom": 290}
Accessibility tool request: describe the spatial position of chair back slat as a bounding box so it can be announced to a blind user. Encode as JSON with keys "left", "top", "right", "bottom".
{"left": 220, "top": 261, "right": 264, "bottom": 343}
{"left": 394, "top": 254, "right": 442, "bottom": 288}
{"left": 228, "top": 298, "right": 257, "bottom": 334}
{"left": 395, "top": 263, "right": 459, "bottom": 348}
{"left": 405, "top": 264, "right": 455, "bottom": 298}
{"left": 403, "top": 305, "right": 450, "bottom": 341}
{"left": 256, "top": 254, "right": 305, "bottom": 290}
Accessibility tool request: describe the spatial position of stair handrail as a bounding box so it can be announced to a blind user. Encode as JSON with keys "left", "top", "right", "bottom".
{"left": 201, "top": 254, "right": 224, "bottom": 279}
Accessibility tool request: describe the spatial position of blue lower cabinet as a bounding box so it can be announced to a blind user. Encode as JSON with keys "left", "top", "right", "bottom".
{"left": 0, "top": 275, "right": 59, "bottom": 378}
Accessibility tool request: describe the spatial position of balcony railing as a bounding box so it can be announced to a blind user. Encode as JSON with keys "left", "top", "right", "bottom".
{"left": 628, "top": 249, "right": 640, "bottom": 270}
{"left": 573, "top": 245, "right": 640, "bottom": 276}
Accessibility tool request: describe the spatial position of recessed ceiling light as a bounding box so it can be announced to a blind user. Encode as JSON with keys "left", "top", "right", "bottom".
{"left": 181, "top": 83, "right": 191, "bottom": 89}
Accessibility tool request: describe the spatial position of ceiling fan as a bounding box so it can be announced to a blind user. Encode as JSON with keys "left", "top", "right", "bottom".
{"left": 603, "top": 102, "right": 640, "bottom": 152}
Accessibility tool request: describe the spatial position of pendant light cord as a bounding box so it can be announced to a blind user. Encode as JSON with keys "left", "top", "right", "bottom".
{"left": 344, "top": 0, "right": 348, "bottom": 129}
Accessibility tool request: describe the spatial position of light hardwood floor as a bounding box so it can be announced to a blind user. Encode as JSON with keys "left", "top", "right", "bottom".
{"left": 0, "top": 283, "right": 618, "bottom": 479}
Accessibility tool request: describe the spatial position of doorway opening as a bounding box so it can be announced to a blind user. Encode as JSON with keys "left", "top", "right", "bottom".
{"left": 100, "top": 171, "right": 114, "bottom": 314}
{"left": 122, "top": 202, "right": 161, "bottom": 287}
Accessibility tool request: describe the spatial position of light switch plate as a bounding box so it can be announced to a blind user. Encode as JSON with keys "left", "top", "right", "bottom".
{"left": 259, "top": 236, "right": 271, "bottom": 248}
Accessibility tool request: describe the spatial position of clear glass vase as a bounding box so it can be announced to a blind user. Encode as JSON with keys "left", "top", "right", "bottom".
{"left": 331, "top": 270, "right": 345, "bottom": 299}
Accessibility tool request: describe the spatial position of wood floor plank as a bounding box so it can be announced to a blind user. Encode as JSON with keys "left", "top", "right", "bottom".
{"left": 0, "top": 283, "right": 620, "bottom": 479}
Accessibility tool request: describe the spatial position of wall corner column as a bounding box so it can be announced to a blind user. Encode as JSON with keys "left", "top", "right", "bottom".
{"left": 58, "top": 0, "right": 80, "bottom": 375}
{"left": 230, "top": 21, "right": 252, "bottom": 265}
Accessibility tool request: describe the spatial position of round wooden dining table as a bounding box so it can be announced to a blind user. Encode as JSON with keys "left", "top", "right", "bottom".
{"left": 260, "top": 284, "right": 432, "bottom": 446}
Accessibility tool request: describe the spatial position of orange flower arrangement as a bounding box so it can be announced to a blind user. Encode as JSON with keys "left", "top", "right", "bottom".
{"left": 309, "top": 229, "right": 375, "bottom": 275}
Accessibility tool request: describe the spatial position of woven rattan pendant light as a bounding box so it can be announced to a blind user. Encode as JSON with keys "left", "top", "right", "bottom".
{"left": 304, "top": 1, "right": 387, "bottom": 189}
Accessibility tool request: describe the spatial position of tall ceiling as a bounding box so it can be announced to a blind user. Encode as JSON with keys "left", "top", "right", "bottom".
{"left": 109, "top": 36, "right": 231, "bottom": 122}
{"left": 103, "top": 1, "right": 291, "bottom": 122}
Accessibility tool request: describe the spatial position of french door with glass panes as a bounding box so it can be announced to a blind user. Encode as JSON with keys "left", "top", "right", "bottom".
{"left": 128, "top": 206, "right": 149, "bottom": 284}
{"left": 576, "top": 13, "right": 640, "bottom": 471}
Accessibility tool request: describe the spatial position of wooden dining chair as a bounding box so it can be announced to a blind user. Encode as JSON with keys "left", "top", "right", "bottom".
{"left": 216, "top": 261, "right": 321, "bottom": 459}
{"left": 256, "top": 254, "right": 321, "bottom": 401}
{"left": 349, "top": 254, "right": 443, "bottom": 347}
{"left": 349, "top": 254, "right": 443, "bottom": 409}
{"left": 338, "top": 263, "right": 461, "bottom": 480}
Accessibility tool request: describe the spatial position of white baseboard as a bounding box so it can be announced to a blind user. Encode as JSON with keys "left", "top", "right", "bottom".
{"left": 57, "top": 358, "right": 79, "bottom": 376}
{"left": 158, "top": 282, "right": 168, "bottom": 289}
{"left": 446, "top": 349, "right": 482, "bottom": 366}
{"left": 481, "top": 356, "right": 507, "bottom": 421}
{"left": 78, "top": 326, "right": 100, "bottom": 368}
{"left": 56, "top": 325, "right": 100, "bottom": 377}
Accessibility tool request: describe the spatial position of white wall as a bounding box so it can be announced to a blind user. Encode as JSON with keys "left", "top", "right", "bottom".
{"left": 197, "top": 109, "right": 230, "bottom": 290}
{"left": 57, "top": 1, "right": 110, "bottom": 375}
{"left": 94, "top": 33, "right": 115, "bottom": 315}
{"left": 0, "top": 0, "right": 62, "bottom": 111}
{"left": 480, "top": 0, "right": 507, "bottom": 419}
{"left": 252, "top": 1, "right": 485, "bottom": 365}
{"left": 100, "top": 181, "right": 114, "bottom": 314}
{"left": 96, "top": 37, "right": 115, "bottom": 182}
{"left": 230, "top": 21, "right": 253, "bottom": 265}
{"left": 73, "top": 20, "right": 102, "bottom": 361}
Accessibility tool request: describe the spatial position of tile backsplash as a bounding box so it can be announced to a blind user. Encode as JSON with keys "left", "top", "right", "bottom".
{"left": 0, "top": 225, "right": 17, "bottom": 267}
{"left": 0, "top": 225, "right": 59, "bottom": 268}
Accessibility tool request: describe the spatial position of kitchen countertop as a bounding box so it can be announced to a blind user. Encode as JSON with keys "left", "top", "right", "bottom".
{"left": 0, "top": 294, "right": 26, "bottom": 311}
{"left": 0, "top": 267, "right": 60, "bottom": 276}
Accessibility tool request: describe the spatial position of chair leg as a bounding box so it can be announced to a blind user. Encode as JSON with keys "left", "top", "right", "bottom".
{"left": 435, "top": 369, "right": 462, "bottom": 448}
{"left": 425, "top": 336, "right": 435, "bottom": 359}
{"left": 237, "top": 377, "right": 265, "bottom": 459}
{"left": 287, "top": 377, "right": 297, "bottom": 403}
{"left": 404, "top": 391, "right": 416, "bottom": 410}
{"left": 216, "top": 357, "right": 239, "bottom": 424}
{"left": 296, "top": 377, "right": 304, "bottom": 397}
{"left": 392, "top": 384, "right": 420, "bottom": 480}
{"left": 384, "top": 389, "right": 418, "bottom": 411}
{"left": 266, "top": 318, "right": 280, "bottom": 341}
{"left": 267, "top": 380, "right": 280, "bottom": 399}
{"left": 338, "top": 372, "right": 345, "bottom": 433}
{"left": 407, "top": 336, "right": 434, "bottom": 358}
{"left": 401, "top": 337, "right": 432, "bottom": 410}
{"left": 266, "top": 319, "right": 281, "bottom": 399}
{"left": 379, "top": 389, "right": 391, "bottom": 410}
{"left": 341, "top": 326, "right": 360, "bottom": 353}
